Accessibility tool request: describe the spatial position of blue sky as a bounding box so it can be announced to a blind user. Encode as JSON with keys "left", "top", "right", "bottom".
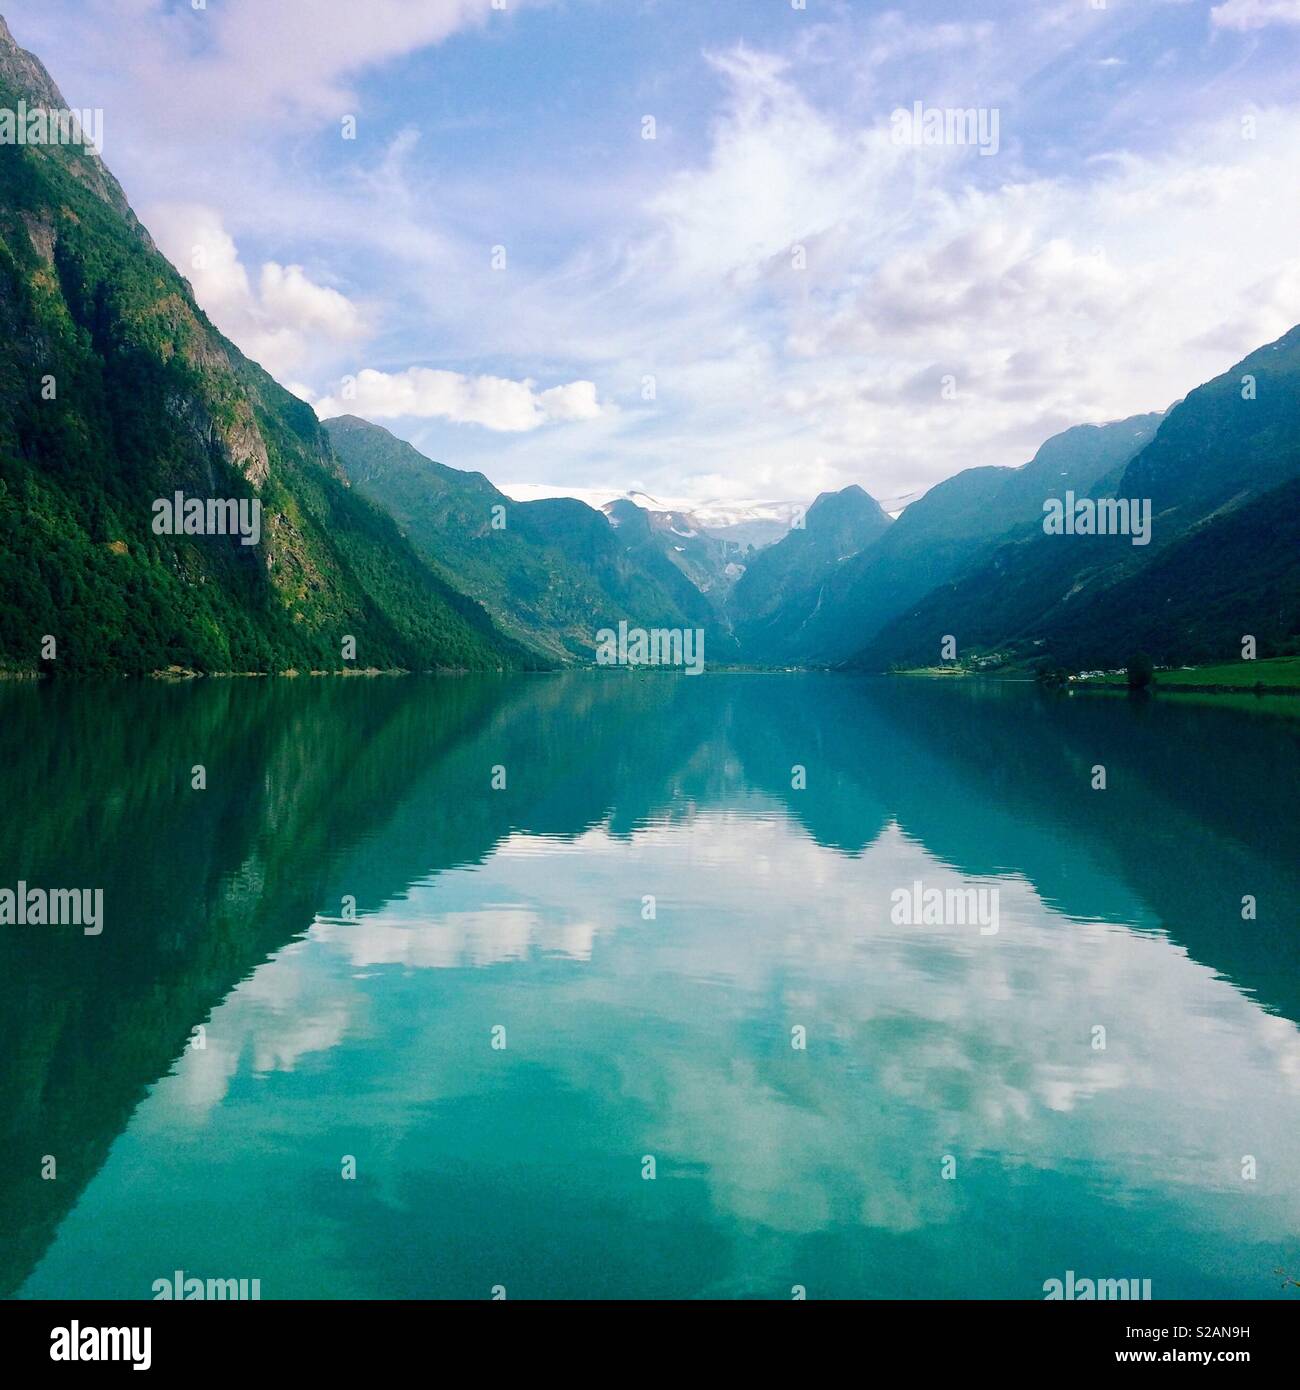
{"left": 8, "top": 0, "right": 1300, "bottom": 510}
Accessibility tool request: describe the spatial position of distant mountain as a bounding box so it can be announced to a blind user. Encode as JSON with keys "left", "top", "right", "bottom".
{"left": 326, "top": 416, "right": 735, "bottom": 662}
{"left": 853, "top": 328, "right": 1300, "bottom": 671}
{"left": 0, "top": 17, "right": 522, "bottom": 675}
{"left": 615, "top": 492, "right": 797, "bottom": 553}
{"left": 733, "top": 416, "right": 1161, "bottom": 665}
{"left": 700, "top": 516, "right": 790, "bottom": 551}
{"left": 603, "top": 497, "right": 742, "bottom": 608}
{"left": 729, "top": 484, "right": 893, "bottom": 656}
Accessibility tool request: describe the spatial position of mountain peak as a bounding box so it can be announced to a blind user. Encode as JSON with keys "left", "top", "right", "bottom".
{"left": 0, "top": 13, "right": 69, "bottom": 111}
{"left": 0, "top": 13, "right": 135, "bottom": 218}
{"left": 805, "top": 482, "right": 889, "bottom": 529}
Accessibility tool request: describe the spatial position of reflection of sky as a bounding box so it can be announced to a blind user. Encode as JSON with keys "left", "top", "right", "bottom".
{"left": 10, "top": 677, "right": 1297, "bottom": 1300}
{"left": 131, "top": 803, "right": 1300, "bottom": 1270}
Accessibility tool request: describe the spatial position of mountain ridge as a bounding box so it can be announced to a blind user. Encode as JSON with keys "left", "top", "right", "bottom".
{"left": 0, "top": 16, "right": 530, "bottom": 675}
{"left": 852, "top": 328, "right": 1300, "bottom": 672}
{"left": 325, "top": 413, "right": 737, "bottom": 663}
{"left": 730, "top": 414, "right": 1163, "bottom": 665}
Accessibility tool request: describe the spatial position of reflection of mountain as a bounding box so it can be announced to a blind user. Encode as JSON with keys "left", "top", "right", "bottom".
{"left": 755, "top": 679, "right": 1300, "bottom": 1023}
{"left": 0, "top": 676, "right": 515, "bottom": 1294}
{"left": 1, "top": 674, "right": 1297, "bottom": 1294}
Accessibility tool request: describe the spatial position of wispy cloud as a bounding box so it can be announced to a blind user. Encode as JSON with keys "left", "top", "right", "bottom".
{"left": 1211, "top": 0, "right": 1300, "bottom": 32}
{"left": 312, "top": 368, "right": 603, "bottom": 432}
{"left": 147, "top": 204, "right": 367, "bottom": 378}
{"left": 7, "top": 0, "right": 1300, "bottom": 505}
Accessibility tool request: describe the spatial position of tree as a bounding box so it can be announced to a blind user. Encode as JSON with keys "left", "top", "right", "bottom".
{"left": 1126, "top": 651, "right": 1155, "bottom": 690}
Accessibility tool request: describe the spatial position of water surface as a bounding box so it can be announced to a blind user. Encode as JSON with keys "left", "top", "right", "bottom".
{"left": 2, "top": 674, "right": 1298, "bottom": 1299}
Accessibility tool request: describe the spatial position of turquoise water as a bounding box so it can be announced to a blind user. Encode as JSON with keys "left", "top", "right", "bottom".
{"left": 2, "top": 673, "right": 1298, "bottom": 1300}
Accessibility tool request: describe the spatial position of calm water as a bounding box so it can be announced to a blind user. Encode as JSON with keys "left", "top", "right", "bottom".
{"left": 2, "top": 673, "right": 1299, "bottom": 1300}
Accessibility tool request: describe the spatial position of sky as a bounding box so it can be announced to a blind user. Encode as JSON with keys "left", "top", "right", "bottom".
{"left": 6, "top": 0, "right": 1300, "bottom": 512}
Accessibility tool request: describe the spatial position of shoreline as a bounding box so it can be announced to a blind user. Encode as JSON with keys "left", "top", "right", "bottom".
{"left": 3, "top": 661, "right": 1297, "bottom": 694}
{"left": 886, "top": 659, "right": 1300, "bottom": 697}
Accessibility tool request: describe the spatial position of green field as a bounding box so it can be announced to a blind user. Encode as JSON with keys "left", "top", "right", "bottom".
{"left": 1080, "top": 656, "right": 1300, "bottom": 692}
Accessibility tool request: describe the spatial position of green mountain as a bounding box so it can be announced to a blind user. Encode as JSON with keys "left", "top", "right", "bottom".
{"left": 325, "top": 415, "right": 735, "bottom": 662}
{"left": 3, "top": 15, "right": 1291, "bottom": 683}
{"left": 855, "top": 327, "right": 1300, "bottom": 672}
{"left": 729, "top": 484, "right": 893, "bottom": 656}
{"left": 733, "top": 415, "right": 1161, "bottom": 665}
{"left": 0, "top": 17, "right": 523, "bottom": 675}
{"left": 1030, "top": 473, "right": 1300, "bottom": 669}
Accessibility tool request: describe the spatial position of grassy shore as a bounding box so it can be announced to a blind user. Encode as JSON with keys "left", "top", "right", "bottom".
{"left": 1076, "top": 656, "right": 1300, "bottom": 693}
{"left": 886, "top": 656, "right": 1300, "bottom": 694}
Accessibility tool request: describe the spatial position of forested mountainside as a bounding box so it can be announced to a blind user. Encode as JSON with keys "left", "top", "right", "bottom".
{"left": 326, "top": 415, "right": 737, "bottom": 664}
{"left": 854, "top": 329, "right": 1300, "bottom": 672}
{"left": 0, "top": 17, "right": 525, "bottom": 675}
{"left": 730, "top": 415, "right": 1162, "bottom": 667}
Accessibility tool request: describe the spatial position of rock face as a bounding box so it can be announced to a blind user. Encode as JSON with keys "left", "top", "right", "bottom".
{"left": 0, "top": 16, "right": 524, "bottom": 674}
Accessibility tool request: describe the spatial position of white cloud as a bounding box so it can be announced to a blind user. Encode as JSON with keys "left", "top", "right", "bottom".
{"left": 536, "top": 380, "right": 602, "bottom": 422}
{"left": 12, "top": 1, "right": 1300, "bottom": 507}
{"left": 257, "top": 262, "right": 362, "bottom": 341}
{"left": 148, "top": 204, "right": 366, "bottom": 379}
{"left": 45, "top": 0, "right": 526, "bottom": 134}
{"left": 642, "top": 45, "right": 901, "bottom": 288}
{"left": 598, "top": 45, "right": 1300, "bottom": 501}
{"left": 313, "top": 367, "right": 604, "bottom": 431}
{"left": 1211, "top": 0, "right": 1300, "bottom": 30}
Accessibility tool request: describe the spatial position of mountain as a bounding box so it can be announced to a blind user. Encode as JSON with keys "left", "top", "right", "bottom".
{"left": 1029, "top": 471, "right": 1300, "bottom": 669}
{"left": 855, "top": 328, "right": 1300, "bottom": 671}
{"left": 734, "top": 415, "right": 1161, "bottom": 665}
{"left": 603, "top": 497, "right": 742, "bottom": 607}
{"left": 728, "top": 484, "right": 893, "bottom": 655}
{"left": 622, "top": 493, "right": 794, "bottom": 553}
{"left": 326, "top": 415, "right": 735, "bottom": 662}
{"left": 0, "top": 17, "right": 524, "bottom": 675}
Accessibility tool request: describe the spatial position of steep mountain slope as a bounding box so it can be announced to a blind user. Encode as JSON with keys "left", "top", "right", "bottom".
{"left": 326, "top": 415, "right": 735, "bottom": 661}
{"left": 1036, "top": 472, "right": 1300, "bottom": 669}
{"left": 855, "top": 328, "right": 1300, "bottom": 671}
{"left": 729, "top": 484, "right": 893, "bottom": 655}
{"left": 0, "top": 17, "right": 521, "bottom": 675}
{"left": 736, "top": 415, "right": 1161, "bottom": 665}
